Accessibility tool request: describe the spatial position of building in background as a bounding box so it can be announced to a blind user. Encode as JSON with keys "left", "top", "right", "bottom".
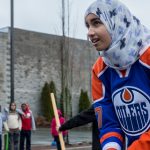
{"left": 0, "top": 27, "right": 98, "bottom": 116}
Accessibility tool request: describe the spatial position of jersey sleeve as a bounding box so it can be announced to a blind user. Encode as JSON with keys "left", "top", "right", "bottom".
{"left": 139, "top": 47, "right": 150, "bottom": 68}
{"left": 59, "top": 106, "right": 95, "bottom": 131}
{"left": 92, "top": 58, "right": 124, "bottom": 150}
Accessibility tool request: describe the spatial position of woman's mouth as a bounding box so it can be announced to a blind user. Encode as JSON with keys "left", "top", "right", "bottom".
{"left": 91, "top": 38, "right": 99, "bottom": 46}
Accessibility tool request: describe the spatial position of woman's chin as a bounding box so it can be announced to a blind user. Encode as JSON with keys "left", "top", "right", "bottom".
{"left": 96, "top": 47, "right": 103, "bottom": 51}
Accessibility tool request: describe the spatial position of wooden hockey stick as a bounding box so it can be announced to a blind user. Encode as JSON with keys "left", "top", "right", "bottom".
{"left": 50, "top": 93, "right": 66, "bottom": 150}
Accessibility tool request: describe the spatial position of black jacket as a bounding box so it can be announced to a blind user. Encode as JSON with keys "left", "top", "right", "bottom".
{"left": 59, "top": 106, "right": 101, "bottom": 150}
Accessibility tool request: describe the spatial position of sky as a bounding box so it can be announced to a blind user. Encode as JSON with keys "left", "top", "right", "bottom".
{"left": 0, "top": 0, "right": 150, "bottom": 40}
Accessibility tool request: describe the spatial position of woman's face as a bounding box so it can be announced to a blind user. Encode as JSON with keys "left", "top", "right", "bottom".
{"left": 10, "top": 103, "right": 16, "bottom": 111}
{"left": 21, "top": 104, "right": 27, "bottom": 111}
{"left": 85, "top": 13, "right": 111, "bottom": 51}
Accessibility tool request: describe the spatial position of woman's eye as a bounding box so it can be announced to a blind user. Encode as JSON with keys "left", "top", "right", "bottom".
{"left": 85, "top": 23, "right": 89, "bottom": 29}
{"left": 94, "top": 21, "right": 101, "bottom": 26}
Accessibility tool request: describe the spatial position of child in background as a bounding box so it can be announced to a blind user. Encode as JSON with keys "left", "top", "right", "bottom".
{"left": 3, "top": 102, "right": 22, "bottom": 150}
{"left": 0, "top": 105, "right": 7, "bottom": 150}
{"left": 51, "top": 109, "right": 68, "bottom": 150}
{"left": 19, "top": 103, "right": 36, "bottom": 150}
{"left": 85, "top": 0, "right": 150, "bottom": 149}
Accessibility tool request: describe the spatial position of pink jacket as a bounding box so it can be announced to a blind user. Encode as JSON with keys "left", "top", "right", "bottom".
{"left": 51, "top": 110, "right": 68, "bottom": 136}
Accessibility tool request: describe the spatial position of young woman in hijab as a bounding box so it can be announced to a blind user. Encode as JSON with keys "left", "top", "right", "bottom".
{"left": 85, "top": 0, "right": 150, "bottom": 149}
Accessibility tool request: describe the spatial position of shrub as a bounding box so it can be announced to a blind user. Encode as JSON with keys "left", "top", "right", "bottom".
{"left": 40, "top": 81, "right": 56, "bottom": 122}
{"left": 79, "top": 89, "right": 90, "bottom": 113}
{"left": 49, "top": 81, "right": 57, "bottom": 101}
{"left": 60, "top": 87, "right": 72, "bottom": 118}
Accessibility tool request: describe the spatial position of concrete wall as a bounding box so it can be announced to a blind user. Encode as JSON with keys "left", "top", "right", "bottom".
{"left": 0, "top": 28, "right": 11, "bottom": 107}
{"left": 0, "top": 28, "right": 98, "bottom": 116}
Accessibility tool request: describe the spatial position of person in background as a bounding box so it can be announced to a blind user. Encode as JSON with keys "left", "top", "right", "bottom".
{"left": 0, "top": 105, "right": 7, "bottom": 150}
{"left": 51, "top": 109, "right": 68, "bottom": 150}
{"left": 3, "top": 102, "right": 22, "bottom": 150}
{"left": 59, "top": 106, "right": 101, "bottom": 150}
{"left": 19, "top": 103, "right": 36, "bottom": 150}
{"left": 85, "top": 0, "right": 150, "bottom": 149}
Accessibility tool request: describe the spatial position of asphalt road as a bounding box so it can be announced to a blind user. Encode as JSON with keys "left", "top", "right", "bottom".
{"left": 32, "top": 145, "right": 92, "bottom": 150}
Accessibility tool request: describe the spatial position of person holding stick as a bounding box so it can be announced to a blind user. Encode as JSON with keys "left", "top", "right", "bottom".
{"left": 85, "top": 0, "right": 150, "bottom": 149}
{"left": 59, "top": 106, "right": 101, "bottom": 150}
{"left": 51, "top": 109, "right": 68, "bottom": 150}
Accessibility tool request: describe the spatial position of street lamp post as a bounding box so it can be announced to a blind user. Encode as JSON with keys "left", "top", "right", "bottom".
{"left": 10, "top": 0, "right": 14, "bottom": 102}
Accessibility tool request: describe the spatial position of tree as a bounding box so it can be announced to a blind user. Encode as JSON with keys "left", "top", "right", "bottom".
{"left": 40, "top": 82, "right": 54, "bottom": 122}
{"left": 60, "top": 86, "right": 72, "bottom": 118}
{"left": 79, "top": 89, "right": 91, "bottom": 113}
{"left": 49, "top": 81, "right": 57, "bottom": 101}
{"left": 60, "top": 0, "right": 72, "bottom": 124}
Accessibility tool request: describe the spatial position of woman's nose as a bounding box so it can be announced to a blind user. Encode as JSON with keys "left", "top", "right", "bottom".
{"left": 87, "top": 27, "right": 95, "bottom": 37}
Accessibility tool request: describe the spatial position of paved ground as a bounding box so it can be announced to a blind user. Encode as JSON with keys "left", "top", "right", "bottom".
{"left": 2, "top": 128, "right": 92, "bottom": 150}
{"left": 32, "top": 144, "right": 92, "bottom": 150}
{"left": 31, "top": 127, "right": 92, "bottom": 150}
{"left": 32, "top": 128, "right": 91, "bottom": 145}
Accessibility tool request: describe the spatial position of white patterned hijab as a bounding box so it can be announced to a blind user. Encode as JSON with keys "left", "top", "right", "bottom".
{"left": 85, "top": 0, "right": 150, "bottom": 70}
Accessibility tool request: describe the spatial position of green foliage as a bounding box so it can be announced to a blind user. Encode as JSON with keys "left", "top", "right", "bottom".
{"left": 79, "top": 89, "right": 91, "bottom": 113}
{"left": 40, "top": 81, "right": 57, "bottom": 122}
{"left": 40, "top": 81, "right": 73, "bottom": 121}
{"left": 60, "top": 91, "right": 64, "bottom": 115}
{"left": 60, "top": 87, "right": 72, "bottom": 118}
{"left": 49, "top": 81, "right": 57, "bottom": 100}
